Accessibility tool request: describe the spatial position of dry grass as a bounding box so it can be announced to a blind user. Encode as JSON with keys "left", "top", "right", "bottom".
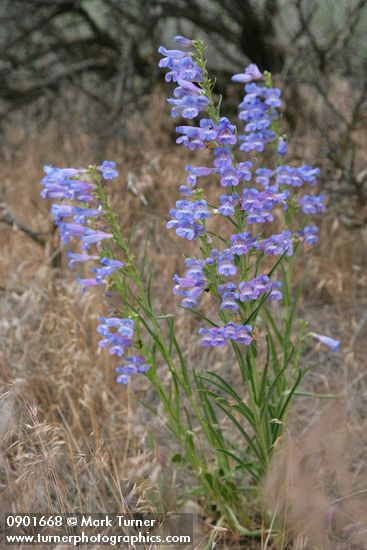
{"left": 0, "top": 90, "right": 366, "bottom": 549}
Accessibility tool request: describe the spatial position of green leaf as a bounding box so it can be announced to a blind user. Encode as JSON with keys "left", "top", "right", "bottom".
{"left": 171, "top": 453, "right": 185, "bottom": 464}
{"left": 215, "top": 449, "right": 260, "bottom": 482}
{"left": 260, "top": 346, "right": 295, "bottom": 420}
{"left": 200, "top": 372, "right": 255, "bottom": 426}
{"left": 212, "top": 398, "right": 265, "bottom": 468}
{"left": 285, "top": 389, "right": 338, "bottom": 399}
{"left": 179, "top": 306, "right": 219, "bottom": 327}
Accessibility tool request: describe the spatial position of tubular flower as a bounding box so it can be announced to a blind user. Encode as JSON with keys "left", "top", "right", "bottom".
{"left": 40, "top": 163, "right": 149, "bottom": 383}
{"left": 158, "top": 39, "right": 327, "bottom": 348}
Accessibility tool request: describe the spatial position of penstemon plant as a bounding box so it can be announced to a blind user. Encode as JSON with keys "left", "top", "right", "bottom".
{"left": 40, "top": 37, "right": 340, "bottom": 535}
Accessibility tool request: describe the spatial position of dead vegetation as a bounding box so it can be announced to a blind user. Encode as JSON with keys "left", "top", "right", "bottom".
{"left": 0, "top": 90, "right": 366, "bottom": 549}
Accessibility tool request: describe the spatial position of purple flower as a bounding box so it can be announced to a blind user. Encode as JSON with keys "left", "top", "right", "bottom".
{"left": 67, "top": 252, "right": 99, "bottom": 268}
{"left": 238, "top": 275, "right": 281, "bottom": 303}
{"left": 238, "top": 281, "right": 256, "bottom": 302}
{"left": 158, "top": 46, "right": 188, "bottom": 60}
{"left": 299, "top": 165, "right": 320, "bottom": 185}
{"left": 241, "top": 188, "right": 288, "bottom": 224}
{"left": 58, "top": 222, "right": 86, "bottom": 244}
{"left": 217, "top": 283, "right": 239, "bottom": 311}
{"left": 310, "top": 332, "right": 340, "bottom": 352}
{"left": 252, "top": 274, "right": 271, "bottom": 294}
{"left": 63, "top": 180, "right": 95, "bottom": 201}
{"left": 277, "top": 137, "right": 288, "bottom": 156}
{"left": 198, "top": 118, "right": 218, "bottom": 141}
{"left": 216, "top": 117, "right": 237, "bottom": 145}
{"left": 97, "top": 317, "right": 135, "bottom": 338}
{"left": 217, "top": 250, "right": 237, "bottom": 277}
{"left": 255, "top": 168, "right": 274, "bottom": 187}
{"left": 270, "top": 281, "right": 283, "bottom": 301}
{"left": 264, "top": 88, "right": 281, "bottom": 108}
{"left": 235, "top": 82, "right": 279, "bottom": 153}
{"left": 185, "top": 165, "right": 214, "bottom": 189}
{"left": 198, "top": 326, "right": 227, "bottom": 347}
{"left": 299, "top": 195, "right": 326, "bottom": 215}
{"left": 198, "top": 323, "right": 253, "bottom": 347}
{"left": 173, "top": 258, "right": 206, "bottom": 308}
{"left": 213, "top": 147, "right": 233, "bottom": 169}
{"left": 230, "top": 232, "right": 257, "bottom": 255}
{"left": 73, "top": 207, "right": 104, "bottom": 224}
{"left": 115, "top": 355, "right": 150, "bottom": 384}
{"left": 228, "top": 323, "right": 253, "bottom": 345}
{"left": 237, "top": 162, "right": 253, "bottom": 182}
{"left": 276, "top": 165, "right": 320, "bottom": 187}
{"left": 231, "top": 64, "right": 263, "bottom": 83}
{"left": 303, "top": 225, "right": 319, "bottom": 245}
{"left": 159, "top": 39, "right": 208, "bottom": 119}
{"left": 174, "top": 35, "right": 193, "bottom": 47}
{"left": 259, "top": 230, "right": 293, "bottom": 256}
{"left": 218, "top": 194, "right": 239, "bottom": 216}
{"left": 93, "top": 258, "right": 126, "bottom": 283}
{"left": 176, "top": 126, "right": 204, "bottom": 150}
{"left": 218, "top": 166, "right": 240, "bottom": 187}
{"left": 99, "top": 161, "right": 119, "bottom": 180}
{"left": 81, "top": 229, "right": 113, "bottom": 250}
{"left": 167, "top": 199, "right": 208, "bottom": 240}
{"left": 169, "top": 95, "right": 205, "bottom": 120}
{"left": 77, "top": 277, "right": 100, "bottom": 291}
{"left": 51, "top": 204, "right": 76, "bottom": 221}
{"left": 205, "top": 249, "right": 219, "bottom": 266}
{"left": 97, "top": 317, "right": 135, "bottom": 356}
{"left": 41, "top": 165, "right": 93, "bottom": 201}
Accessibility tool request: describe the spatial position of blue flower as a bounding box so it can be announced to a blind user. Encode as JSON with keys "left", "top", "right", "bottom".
{"left": 198, "top": 323, "right": 253, "bottom": 347}
{"left": 198, "top": 118, "right": 218, "bottom": 141}
{"left": 115, "top": 355, "right": 150, "bottom": 384}
{"left": 276, "top": 165, "right": 320, "bottom": 187}
{"left": 93, "top": 258, "right": 125, "bottom": 283}
{"left": 173, "top": 258, "right": 207, "bottom": 308}
{"left": 238, "top": 275, "right": 282, "bottom": 303}
{"left": 216, "top": 117, "right": 237, "bottom": 145}
{"left": 97, "top": 317, "right": 135, "bottom": 356}
{"left": 58, "top": 222, "right": 86, "bottom": 244}
{"left": 174, "top": 35, "right": 193, "bottom": 47}
{"left": 167, "top": 199, "right": 208, "bottom": 240}
{"left": 77, "top": 277, "right": 100, "bottom": 291}
{"left": 99, "top": 161, "right": 119, "bottom": 180}
{"left": 230, "top": 232, "right": 257, "bottom": 255}
{"left": 310, "top": 332, "right": 340, "bottom": 352}
{"left": 234, "top": 80, "right": 280, "bottom": 153}
{"left": 50, "top": 204, "right": 76, "bottom": 221}
{"left": 299, "top": 195, "right": 326, "bottom": 215}
{"left": 67, "top": 252, "right": 99, "bottom": 268}
{"left": 217, "top": 250, "right": 237, "bottom": 277}
{"left": 304, "top": 225, "right": 319, "bottom": 245}
{"left": 81, "top": 229, "right": 113, "bottom": 250}
{"left": 231, "top": 64, "right": 263, "bottom": 83}
{"left": 259, "top": 230, "right": 293, "bottom": 256}
{"left": 176, "top": 126, "right": 204, "bottom": 150}
{"left": 277, "top": 137, "right": 288, "bottom": 156}
{"left": 218, "top": 194, "right": 239, "bottom": 217}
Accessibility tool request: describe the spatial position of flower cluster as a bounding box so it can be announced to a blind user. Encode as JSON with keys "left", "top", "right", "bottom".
{"left": 199, "top": 322, "right": 253, "bottom": 347}
{"left": 159, "top": 36, "right": 329, "bottom": 349}
{"left": 236, "top": 82, "right": 279, "bottom": 153}
{"left": 167, "top": 199, "right": 209, "bottom": 240}
{"left": 173, "top": 258, "right": 206, "bottom": 308}
{"left": 158, "top": 38, "right": 209, "bottom": 119}
{"left": 40, "top": 162, "right": 149, "bottom": 383}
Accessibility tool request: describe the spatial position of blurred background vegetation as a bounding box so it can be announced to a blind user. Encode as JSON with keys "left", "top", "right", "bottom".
{"left": 0, "top": 0, "right": 366, "bottom": 215}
